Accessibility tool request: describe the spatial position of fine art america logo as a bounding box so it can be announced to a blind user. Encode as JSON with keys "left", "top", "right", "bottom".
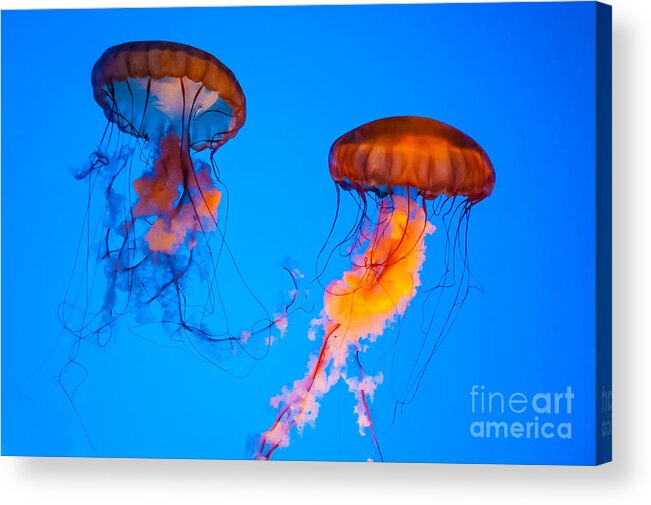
{"left": 469, "top": 385, "right": 574, "bottom": 440}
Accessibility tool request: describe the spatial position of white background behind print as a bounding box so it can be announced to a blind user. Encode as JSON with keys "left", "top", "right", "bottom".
{"left": 0, "top": 0, "right": 649, "bottom": 503}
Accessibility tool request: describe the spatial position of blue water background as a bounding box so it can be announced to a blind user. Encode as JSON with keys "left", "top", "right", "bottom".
{"left": 2, "top": 3, "right": 598, "bottom": 464}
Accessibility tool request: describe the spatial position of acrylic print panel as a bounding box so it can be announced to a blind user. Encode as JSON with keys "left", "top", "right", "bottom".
{"left": 1, "top": 2, "right": 611, "bottom": 465}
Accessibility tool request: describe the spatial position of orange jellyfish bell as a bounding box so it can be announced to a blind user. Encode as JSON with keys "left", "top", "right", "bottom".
{"left": 91, "top": 41, "right": 246, "bottom": 151}
{"left": 329, "top": 116, "right": 495, "bottom": 201}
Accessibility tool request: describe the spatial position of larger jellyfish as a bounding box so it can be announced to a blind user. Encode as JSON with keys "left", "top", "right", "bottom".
{"left": 255, "top": 116, "right": 495, "bottom": 460}
{"left": 61, "top": 42, "right": 293, "bottom": 390}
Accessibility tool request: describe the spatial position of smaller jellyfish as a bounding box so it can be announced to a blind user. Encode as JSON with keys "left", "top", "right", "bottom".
{"left": 60, "top": 41, "right": 295, "bottom": 397}
{"left": 255, "top": 116, "right": 495, "bottom": 460}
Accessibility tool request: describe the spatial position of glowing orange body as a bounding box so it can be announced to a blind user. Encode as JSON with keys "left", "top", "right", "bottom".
{"left": 133, "top": 133, "right": 222, "bottom": 254}
{"left": 256, "top": 196, "right": 434, "bottom": 459}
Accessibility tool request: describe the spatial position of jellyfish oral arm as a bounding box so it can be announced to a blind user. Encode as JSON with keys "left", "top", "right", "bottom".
{"left": 256, "top": 195, "right": 435, "bottom": 460}
{"left": 346, "top": 349, "right": 384, "bottom": 460}
{"left": 131, "top": 130, "right": 222, "bottom": 255}
{"left": 255, "top": 322, "right": 340, "bottom": 460}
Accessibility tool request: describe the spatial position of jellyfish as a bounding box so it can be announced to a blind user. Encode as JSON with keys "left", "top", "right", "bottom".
{"left": 255, "top": 116, "right": 495, "bottom": 460}
{"left": 60, "top": 41, "right": 294, "bottom": 397}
